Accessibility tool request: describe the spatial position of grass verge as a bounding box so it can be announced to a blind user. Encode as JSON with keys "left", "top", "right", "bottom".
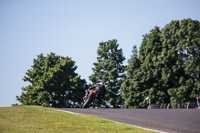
{"left": 0, "top": 106, "right": 157, "bottom": 133}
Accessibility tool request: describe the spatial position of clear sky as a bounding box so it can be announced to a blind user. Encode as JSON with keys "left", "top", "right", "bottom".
{"left": 0, "top": 0, "right": 199, "bottom": 107}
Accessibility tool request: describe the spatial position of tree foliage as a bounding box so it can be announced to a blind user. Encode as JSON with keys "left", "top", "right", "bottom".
{"left": 121, "top": 19, "right": 200, "bottom": 108}
{"left": 120, "top": 45, "right": 141, "bottom": 108}
{"left": 89, "top": 39, "right": 126, "bottom": 108}
{"left": 17, "top": 53, "right": 88, "bottom": 107}
{"left": 16, "top": 18, "right": 200, "bottom": 109}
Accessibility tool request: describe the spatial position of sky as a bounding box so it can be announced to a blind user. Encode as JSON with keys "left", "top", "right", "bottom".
{"left": 0, "top": 0, "right": 200, "bottom": 107}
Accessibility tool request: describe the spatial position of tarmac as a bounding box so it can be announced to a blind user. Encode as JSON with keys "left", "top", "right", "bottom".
{"left": 56, "top": 108, "right": 200, "bottom": 133}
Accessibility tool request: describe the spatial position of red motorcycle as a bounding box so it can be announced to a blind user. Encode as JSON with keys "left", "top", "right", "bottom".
{"left": 82, "top": 89, "right": 98, "bottom": 108}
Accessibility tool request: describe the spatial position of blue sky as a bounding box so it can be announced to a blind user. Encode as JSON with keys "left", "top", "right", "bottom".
{"left": 0, "top": 0, "right": 199, "bottom": 107}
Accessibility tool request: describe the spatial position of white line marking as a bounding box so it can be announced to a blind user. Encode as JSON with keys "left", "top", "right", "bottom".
{"left": 56, "top": 109, "right": 80, "bottom": 115}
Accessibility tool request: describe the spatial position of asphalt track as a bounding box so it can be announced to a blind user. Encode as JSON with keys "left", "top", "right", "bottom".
{"left": 56, "top": 108, "right": 200, "bottom": 133}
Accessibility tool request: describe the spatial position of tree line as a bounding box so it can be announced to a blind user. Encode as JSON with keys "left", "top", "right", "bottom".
{"left": 17, "top": 18, "right": 200, "bottom": 108}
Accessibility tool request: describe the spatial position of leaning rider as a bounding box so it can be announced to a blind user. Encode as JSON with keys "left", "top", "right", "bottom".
{"left": 84, "top": 81, "right": 106, "bottom": 104}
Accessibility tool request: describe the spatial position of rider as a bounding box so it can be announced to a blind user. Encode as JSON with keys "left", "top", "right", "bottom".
{"left": 84, "top": 81, "right": 106, "bottom": 104}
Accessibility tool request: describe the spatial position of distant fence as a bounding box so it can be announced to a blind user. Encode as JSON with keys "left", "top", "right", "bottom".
{"left": 149, "top": 102, "right": 198, "bottom": 109}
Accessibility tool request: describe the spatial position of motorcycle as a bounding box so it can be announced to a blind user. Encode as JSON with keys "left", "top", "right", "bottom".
{"left": 82, "top": 89, "right": 98, "bottom": 108}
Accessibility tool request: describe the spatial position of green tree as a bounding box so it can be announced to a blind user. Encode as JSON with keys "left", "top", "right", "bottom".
{"left": 139, "top": 26, "right": 170, "bottom": 107}
{"left": 17, "top": 53, "right": 88, "bottom": 107}
{"left": 166, "top": 19, "right": 200, "bottom": 107}
{"left": 120, "top": 45, "right": 141, "bottom": 108}
{"left": 122, "top": 19, "right": 200, "bottom": 108}
{"left": 126, "top": 46, "right": 140, "bottom": 77}
{"left": 89, "top": 39, "right": 126, "bottom": 108}
{"left": 122, "top": 27, "right": 169, "bottom": 108}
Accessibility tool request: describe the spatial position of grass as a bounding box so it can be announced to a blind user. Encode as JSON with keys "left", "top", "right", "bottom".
{"left": 0, "top": 106, "right": 157, "bottom": 133}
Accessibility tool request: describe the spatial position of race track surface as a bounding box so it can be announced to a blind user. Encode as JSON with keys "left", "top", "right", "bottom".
{"left": 56, "top": 108, "right": 200, "bottom": 133}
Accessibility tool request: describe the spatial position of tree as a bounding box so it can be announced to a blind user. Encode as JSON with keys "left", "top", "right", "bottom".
{"left": 139, "top": 26, "right": 170, "bottom": 107}
{"left": 121, "top": 27, "right": 169, "bottom": 108}
{"left": 166, "top": 19, "right": 200, "bottom": 107}
{"left": 17, "top": 53, "right": 88, "bottom": 107}
{"left": 120, "top": 45, "right": 141, "bottom": 108}
{"left": 122, "top": 19, "right": 200, "bottom": 108}
{"left": 89, "top": 39, "right": 126, "bottom": 108}
{"left": 125, "top": 45, "right": 140, "bottom": 77}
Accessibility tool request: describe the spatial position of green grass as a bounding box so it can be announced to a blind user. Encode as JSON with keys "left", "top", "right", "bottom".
{"left": 0, "top": 106, "right": 157, "bottom": 133}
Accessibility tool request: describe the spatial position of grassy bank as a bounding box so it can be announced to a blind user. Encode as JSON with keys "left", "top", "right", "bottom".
{"left": 0, "top": 106, "right": 156, "bottom": 133}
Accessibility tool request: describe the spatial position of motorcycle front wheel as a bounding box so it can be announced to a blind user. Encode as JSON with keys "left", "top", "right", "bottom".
{"left": 82, "top": 95, "right": 94, "bottom": 108}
